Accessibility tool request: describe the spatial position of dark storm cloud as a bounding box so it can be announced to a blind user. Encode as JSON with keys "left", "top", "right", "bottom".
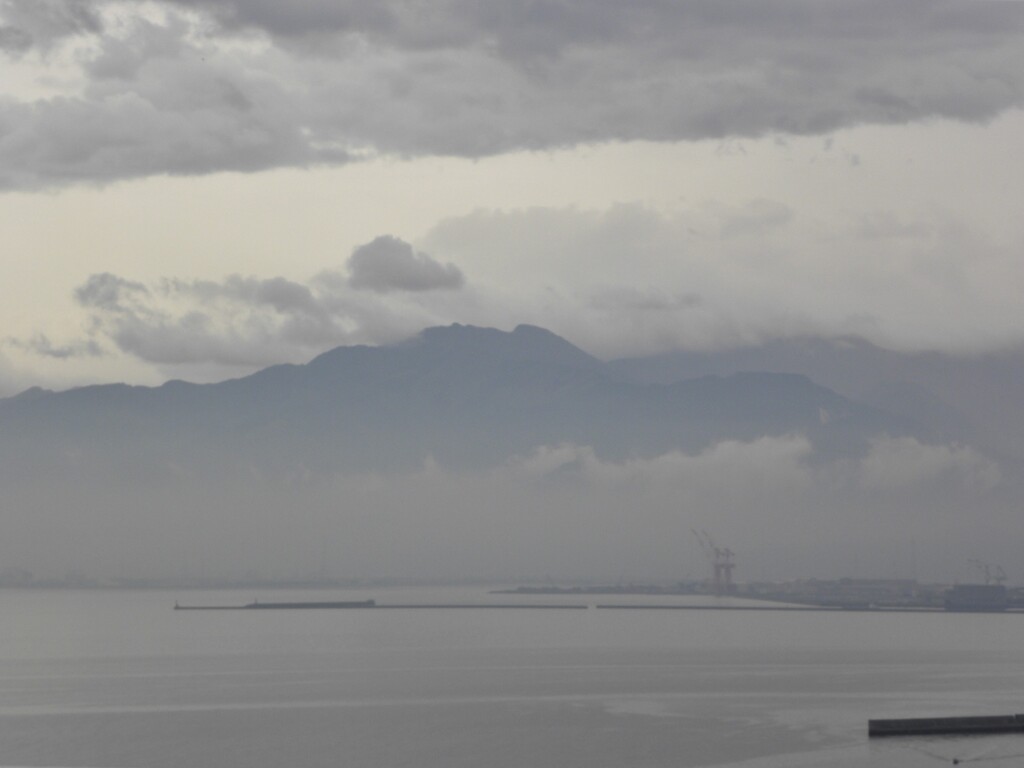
{"left": 0, "top": 0, "right": 100, "bottom": 52}
{"left": 160, "top": 0, "right": 397, "bottom": 40}
{"left": 0, "top": 24, "right": 31, "bottom": 52}
{"left": 0, "top": 39, "right": 325, "bottom": 188}
{"left": 348, "top": 236, "right": 465, "bottom": 293}
{"left": 1, "top": 0, "right": 1023, "bottom": 188}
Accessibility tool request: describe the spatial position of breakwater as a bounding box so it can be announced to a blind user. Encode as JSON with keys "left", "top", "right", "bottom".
{"left": 173, "top": 600, "right": 1024, "bottom": 613}
{"left": 173, "top": 600, "right": 588, "bottom": 610}
{"left": 869, "top": 714, "right": 1024, "bottom": 737}
{"left": 174, "top": 599, "right": 377, "bottom": 610}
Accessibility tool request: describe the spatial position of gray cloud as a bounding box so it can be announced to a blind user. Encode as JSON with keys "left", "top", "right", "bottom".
{"left": 0, "top": 52, "right": 322, "bottom": 188}
{"left": 75, "top": 272, "right": 150, "bottom": 311}
{"left": 713, "top": 199, "right": 793, "bottom": 238}
{"left": 853, "top": 211, "right": 935, "bottom": 241}
{"left": 348, "top": 236, "right": 465, "bottom": 293}
{"left": 0, "top": 0, "right": 100, "bottom": 52}
{"left": 2, "top": 0, "right": 1023, "bottom": 188}
{"left": 26, "top": 199, "right": 1024, "bottom": 378}
{"left": 46, "top": 236, "right": 469, "bottom": 375}
{"left": 6, "top": 334, "right": 103, "bottom": 359}
{"left": 0, "top": 24, "right": 31, "bottom": 52}
{"left": 589, "top": 289, "right": 702, "bottom": 314}
{"left": 161, "top": 0, "right": 397, "bottom": 40}
{"left": 73, "top": 273, "right": 353, "bottom": 368}
{"left": 422, "top": 203, "right": 1024, "bottom": 357}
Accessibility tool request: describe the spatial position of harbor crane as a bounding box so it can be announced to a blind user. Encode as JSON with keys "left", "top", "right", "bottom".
{"left": 969, "top": 559, "right": 1007, "bottom": 586}
{"left": 691, "top": 529, "right": 736, "bottom": 595}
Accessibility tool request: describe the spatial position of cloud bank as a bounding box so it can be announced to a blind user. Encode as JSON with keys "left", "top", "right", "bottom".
{"left": 423, "top": 202, "right": 1024, "bottom": 357}
{"left": 1, "top": 0, "right": 1023, "bottom": 188}
{"left": 15, "top": 192, "right": 1024, "bottom": 380}
{"left": 0, "top": 433, "right": 1008, "bottom": 583}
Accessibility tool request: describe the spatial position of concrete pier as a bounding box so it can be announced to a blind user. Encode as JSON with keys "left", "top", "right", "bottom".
{"left": 869, "top": 714, "right": 1024, "bottom": 737}
{"left": 173, "top": 600, "right": 589, "bottom": 610}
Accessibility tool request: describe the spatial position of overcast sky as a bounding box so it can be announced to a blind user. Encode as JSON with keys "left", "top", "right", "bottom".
{"left": 2, "top": 0, "right": 1023, "bottom": 392}
{"left": 3, "top": 1, "right": 1024, "bottom": 584}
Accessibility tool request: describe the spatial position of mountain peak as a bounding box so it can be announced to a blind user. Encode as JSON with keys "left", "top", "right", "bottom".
{"left": 404, "top": 323, "right": 600, "bottom": 370}
{"left": 11, "top": 385, "right": 52, "bottom": 401}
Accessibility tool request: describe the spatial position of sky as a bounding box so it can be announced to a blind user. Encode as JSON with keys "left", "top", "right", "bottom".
{"left": 1, "top": 1, "right": 1024, "bottom": 584}
{"left": 2, "top": 0, "right": 1023, "bottom": 393}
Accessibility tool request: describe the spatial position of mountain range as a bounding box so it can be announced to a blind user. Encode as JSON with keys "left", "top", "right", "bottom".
{"left": 0, "top": 324, "right": 926, "bottom": 477}
{"left": 609, "top": 336, "right": 1024, "bottom": 466}
{"left": 1, "top": 322, "right": 1019, "bottom": 583}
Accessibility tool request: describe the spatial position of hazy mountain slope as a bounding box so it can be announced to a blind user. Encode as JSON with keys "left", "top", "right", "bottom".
{"left": 3, "top": 324, "right": 1015, "bottom": 585}
{"left": 609, "top": 338, "right": 1024, "bottom": 463}
{"left": 0, "top": 324, "right": 910, "bottom": 476}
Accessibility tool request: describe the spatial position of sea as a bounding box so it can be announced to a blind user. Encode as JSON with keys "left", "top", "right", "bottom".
{"left": 3, "top": 587, "right": 1024, "bottom": 768}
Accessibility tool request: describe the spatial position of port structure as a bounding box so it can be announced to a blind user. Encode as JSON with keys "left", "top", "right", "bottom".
{"left": 691, "top": 529, "right": 736, "bottom": 595}
{"left": 969, "top": 558, "right": 1007, "bottom": 586}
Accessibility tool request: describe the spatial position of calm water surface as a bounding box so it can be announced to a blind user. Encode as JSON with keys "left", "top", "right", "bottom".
{"left": 3, "top": 587, "right": 1024, "bottom": 767}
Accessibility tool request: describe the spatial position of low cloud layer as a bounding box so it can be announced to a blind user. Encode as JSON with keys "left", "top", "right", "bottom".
{"left": 13, "top": 194, "right": 1024, "bottom": 380}
{"left": 859, "top": 437, "right": 1001, "bottom": 492}
{"left": 0, "top": 433, "right": 1010, "bottom": 584}
{"left": 423, "top": 202, "right": 1024, "bottom": 357}
{"left": 1, "top": 0, "right": 1022, "bottom": 188}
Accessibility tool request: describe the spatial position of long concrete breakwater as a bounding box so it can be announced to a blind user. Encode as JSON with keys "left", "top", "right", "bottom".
{"left": 174, "top": 600, "right": 589, "bottom": 610}
{"left": 869, "top": 714, "right": 1024, "bottom": 737}
{"left": 173, "top": 600, "right": 1024, "bottom": 613}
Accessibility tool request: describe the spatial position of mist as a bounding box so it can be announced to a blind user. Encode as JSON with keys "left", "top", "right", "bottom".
{"left": 2, "top": 413, "right": 1014, "bottom": 587}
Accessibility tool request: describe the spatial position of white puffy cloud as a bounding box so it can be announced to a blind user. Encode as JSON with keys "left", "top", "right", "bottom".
{"left": 506, "top": 438, "right": 814, "bottom": 496}
{"left": 859, "top": 436, "right": 1001, "bottom": 492}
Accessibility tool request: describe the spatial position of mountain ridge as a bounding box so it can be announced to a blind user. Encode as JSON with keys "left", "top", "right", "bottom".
{"left": 609, "top": 335, "right": 1024, "bottom": 463}
{"left": 2, "top": 322, "right": 1012, "bottom": 585}
{"left": 0, "top": 323, "right": 919, "bottom": 476}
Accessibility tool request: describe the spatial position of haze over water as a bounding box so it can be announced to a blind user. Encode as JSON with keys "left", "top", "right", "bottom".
{"left": 3, "top": 587, "right": 1024, "bottom": 768}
